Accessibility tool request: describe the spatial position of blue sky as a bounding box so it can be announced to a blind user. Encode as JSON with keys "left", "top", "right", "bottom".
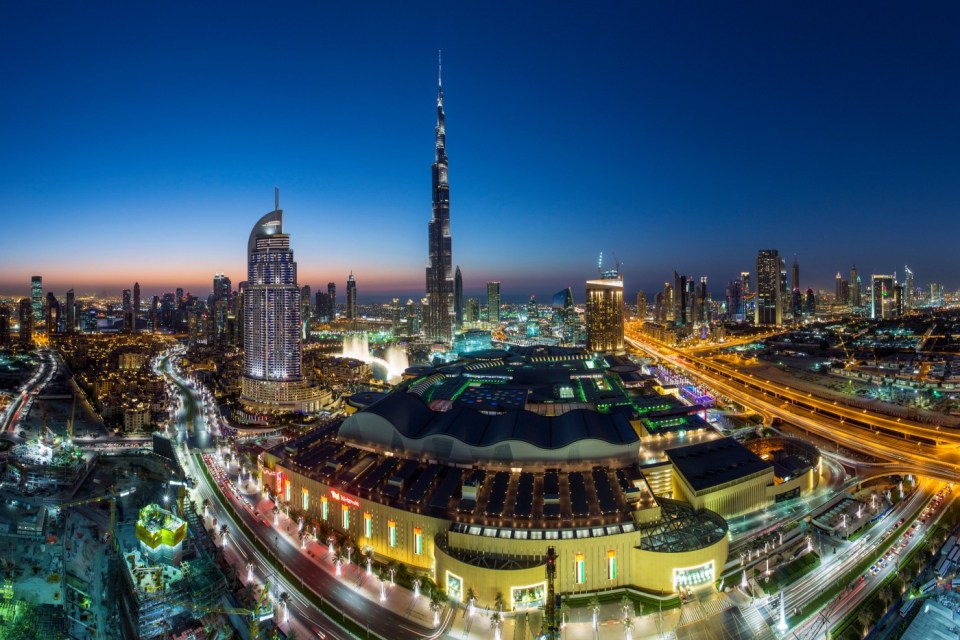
{"left": 1, "top": 1, "right": 958, "bottom": 302}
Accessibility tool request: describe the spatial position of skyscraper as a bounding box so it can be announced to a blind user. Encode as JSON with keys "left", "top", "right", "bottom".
{"left": 526, "top": 295, "right": 540, "bottom": 338}
{"left": 122, "top": 288, "right": 132, "bottom": 330}
{"left": 65, "top": 289, "right": 76, "bottom": 333}
{"left": 18, "top": 298, "right": 33, "bottom": 347}
{"left": 31, "top": 276, "right": 43, "bottom": 327}
{"left": 755, "top": 249, "right": 783, "bottom": 326}
{"left": 391, "top": 298, "right": 401, "bottom": 336}
{"left": 327, "top": 282, "right": 337, "bottom": 320}
{"left": 454, "top": 266, "right": 463, "bottom": 331}
{"left": 346, "top": 272, "right": 357, "bottom": 320}
{"left": 850, "top": 265, "right": 861, "bottom": 308}
{"left": 45, "top": 292, "right": 60, "bottom": 334}
{"left": 586, "top": 265, "right": 624, "bottom": 354}
{"left": 871, "top": 274, "right": 896, "bottom": 320}
{"left": 0, "top": 305, "right": 10, "bottom": 346}
{"left": 636, "top": 291, "right": 647, "bottom": 320}
{"left": 151, "top": 295, "right": 160, "bottom": 333}
{"left": 424, "top": 58, "right": 454, "bottom": 343}
{"left": 904, "top": 265, "right": 914, "bottom": 308}
{"left": 133, "top": 282, "right": 141, "bottom": 333}
{"left": 241, "top": 190, "right": 322, "bottom": 412}
{"left": 486, "top": 282, "right": 500, "bottom": 324}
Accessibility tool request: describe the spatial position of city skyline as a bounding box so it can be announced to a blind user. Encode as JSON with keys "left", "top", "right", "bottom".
{"left": 2, "top": 3, "right": 959, "bottom": 299}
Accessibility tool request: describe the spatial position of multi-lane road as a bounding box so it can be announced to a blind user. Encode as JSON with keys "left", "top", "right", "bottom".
{"left": 158, "top": 351, "right": 449, "bottom": 640}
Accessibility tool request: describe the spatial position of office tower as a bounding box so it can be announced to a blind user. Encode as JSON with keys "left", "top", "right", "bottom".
{"left": 740, "top": 271, "right": 751, "bottom": 295}
{"left": 454, "top": 266, "right": 463, "bottom": 332}
{"left": 636, "top": 291, "right": 647, "bottom": 320}
{"left": 904, "top": 265, "right": 914, "bottom": 308}
{"left": 65, "top": 289, "right": 76, "bottom": 333}
{"left": 464, "top": 298, "right": 480, "bottom": 323}
{"left": 213, "top": 274, "right": 232, "bottom": 307}
{"left": 301, "top": 285, "right": 312, "bottom": 341}
{"left": 673, "top": 272, "right": 684, "bottom": 326}
{"left": 0, "top": 305, "right": 10, "bottom": 346}
{"left": 151, "top": 296, "right": 160, "bottom": 332}
{"left": 18, "top": 298, "right": 33, "bottom": 347}
{"left": 755, "top": 249, "right": 783, "bottom": 326}
{"left": 346, "top": 272, "right": 357, "bottom": 320}
{"left": 486, "top": 282, "right": 501, "bottom": 324}
{"left": 31, "top": 276, "right": 42, "bottom": 327}
{"left": 526, "top": 295, "right": 540, "bottom": 338}
{"left": 791, "top": 256, "right": 800, "bottom": 293}
{"left": 695, "top": 277, "right": 708, "bottom": 324}
{"left": 804, "top": 289, "right": 816, "bottom": 316}
{"left": 327, "top": 282, "right": 336, "bottom": 320}
{"left": 660, "top": 282, "right": 674, "bottom": 323}
{"left": 552, "top": 287, "right": 575, "bottom": 343}
{"left": 391, "top": 298, "right": 401, "bottom": 335}
{"left": 835, "top": 273, "right": 843, "bottom": 303}
{"left": 790, "top": 256, "right": 801, "bottom": 316}
{"left": 930, "top": 283, "right": 943, "bottom": 307}
{"left": 132, "top": 282, "right": 141, "bottom": 333}
{"left": 45, "top": 292, "right": 60, "bottom": 334}
{"left": 241, "top": 190, "right": 320, "bottom": 412}
{"left": 586, "top": 265, "right": 624, "bottom": 354}
{"left": 424, "top": 59, "right": 454, "bottom": 344}
{"left": 871, "top": 274, "right": 896, "bottom": 319}
{"left": 850, "top": 265, "right": 861, "bottom": 308}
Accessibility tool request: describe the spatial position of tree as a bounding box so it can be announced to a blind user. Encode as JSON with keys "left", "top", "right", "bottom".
{"left": 619, "top": 594, "right": 633, "bottom": 619}
{"left": 278, "top": 591, "right": 291, "bottom": 623}
{"left": 858, "top": 610, "right": 873, "bottom": 637}
{"left": 494, "top": 591, "right": 505, "bottom": 613}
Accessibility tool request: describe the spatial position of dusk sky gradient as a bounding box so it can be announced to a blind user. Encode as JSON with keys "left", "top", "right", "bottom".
{"left": 1, "top": 2, "right": 958, "bottom": 302}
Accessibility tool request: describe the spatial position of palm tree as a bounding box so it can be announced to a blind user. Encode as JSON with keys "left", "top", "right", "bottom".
{"left": 466, "top": 587, "right": 477, "bottom": 615}
{"left": 619, "top": 594, "right": 633, "bottom": 620}
{"left": 278, "top": 591, "right": 291, "bottom": 624}
{"left": 490, "top": 610, "right": 503, "bottom": 640}
{"left": 858, "top": 610, "right": 873, "bottom": 637}
{"left": 560, "top": 600, "right": 571, "bottom": 628}
{"left": 880, "top": 585, "right": 893, "bottom": 610}
{"left": 622, "top": 615, "right": 634, "bottom": 639}
{"left": 430, "top": 587, "right": 445, "bottom": 626}
{"left": 494, "top": 591, "right": 505, "bottom": 613}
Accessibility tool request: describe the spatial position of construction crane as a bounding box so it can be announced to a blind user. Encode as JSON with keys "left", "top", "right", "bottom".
{"left": 57, "top": 486, "right": 136, "bottom": 550}
{"left": 164, "top": 578, "right": 274, "bottom": 639}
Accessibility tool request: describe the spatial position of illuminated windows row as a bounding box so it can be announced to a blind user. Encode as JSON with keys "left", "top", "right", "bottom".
{"left": 574, "top": 551, "right": 617, "bottom": 583}
{"left": 307, "top": 493, "right": 423, "bottom": 554}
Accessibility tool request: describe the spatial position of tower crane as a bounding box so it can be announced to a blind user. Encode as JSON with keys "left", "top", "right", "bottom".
{"left": 162, "top": 578, "right": 274, "bottom": 639}
{"left": 57, "top": 486, "right": 136, "bottom": 550}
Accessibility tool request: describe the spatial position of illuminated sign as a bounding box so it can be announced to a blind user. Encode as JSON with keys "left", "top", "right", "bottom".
{"left": 321, "top": 496, "right": 328, "bottom": 520}
{"left": 364, "top": 512, "right": 372, "bottom": 538}
{"left": 284, "top": 480, "right": 291, "bottom": 502}
{"left": 575, "top": 552, "right": 585, "bottom": 584}
{"left": 330, "top": 489, "right": 361, "bottom": 508}
{"left": 276, "top": 471, "right": 283, "bottom": 494}
{"left": 388, "top": 520, "right": 397, "bottom": 547}
{"left": 342, "top": 504, "right": 350, "bottom": 528}
{"left": 302, "top": 488, "right": 309, "bottom": 510}
{"left": 607, "top": 550, "right": 616, "bottom": 580}
{"left": 414, "top": 527, "right": 423, "bottom": 554}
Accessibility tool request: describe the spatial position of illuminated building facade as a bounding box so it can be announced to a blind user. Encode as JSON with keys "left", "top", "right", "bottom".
{"left": 346, "top": 272, "right": 357, "bottom": 320}
{"left": 755, "top": 249, "right": 783, "bottom": 326}
{"left": 31, "top": 276, "right": 43, "bottom": 326}
{"left": 871, "top": 274, "right": 896, "bottom": 320}
{"left": 241, "top": 190, "right": 324, "bottom": 412}
{"left": 424, "top": 60, "right": 454, "bottom": 343}
{"left": 486, "top": 282, "right": 500, "bottom": 324}
{"left": 586, "top": 269, "right": 624, "bottom": 353}
{"left": 18, "top": 298, "right": 32, "bottom": 347}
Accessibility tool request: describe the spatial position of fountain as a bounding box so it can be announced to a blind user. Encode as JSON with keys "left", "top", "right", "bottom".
{"left": 298, "top": 516, "right": 304, "bottom": 532}
{"left": 777, "top": 591, "right": 788, "bottom": 633}
{"left": 341, "top": 333, "right": 409, "bottom": 381}
{"left": 807, "top": 536, "right": 813, "bottom": 553}
{"left": 366, "top": 557, "right": 372, "bottom": 575}
{"left": 335, "top": 559, "right": 342, "bottom": 576}
{"left": 247, "top": 562, "right": 254, "bottom": 582}
{"left": 413, "top": 579, "right": 421, "bottom": 599}
{"left": 765, "top": 557, "right": 770, "bottom": 575}
{"left": 857, "top": 505, "right": 862, "bottom": 518}
{"left": 380, "top": 579, "right": 386, "bottom": 601}
{"left": 741, "top": 570, "right": 748, "bottom": 590}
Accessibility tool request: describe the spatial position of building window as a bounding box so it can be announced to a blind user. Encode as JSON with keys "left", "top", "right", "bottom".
{"left": 446, "top": 571, "right": 463, "bottom": 603}
{"left": 364, "top": 512, "right": 372, "bottom": 539}
{"left": 302, "top": 488, "right": 309, "bottom": 511}
{"left": 575, "top": 552, "right": 585, "bottom": 584}
{"left": 342, "top": 504, "right": 350, "bottom": 529}
{"left": 321, "top": 496, "right": 328, "bottom": 521}
{"left": 414, "top": 527, "right": 423, "bottom": 555}
{"left": 388, "top": 520, "right": 397, "bottom": 547}
{"left": 607, "top": 550, "right": 616, "bottom": 580}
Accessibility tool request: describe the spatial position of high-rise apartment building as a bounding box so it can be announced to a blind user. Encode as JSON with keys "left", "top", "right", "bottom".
{"left": 486, "top": 282, "right": 500, "bottom": 324}
{"left": 122, "top": 288, "right": 132, "bottom": 331}
{"left": 755, "top": 249, "right": 783, "bottom": 326}
{"left": 586, "top": 267, "right": 624, "bottom": 354}
{"left": 327, "top": 282, "right": 336, "bottom": 320}
{"left": 346, "top": 272, "right": 357, "bottom": 320}
{"left": 65, "top": 289, "right": 76, "bottom": 333}
{"left": 301, "top": 285, "right": 312, "bottom": 341}
{"left": 636, "top": 291, "right": 647, "bottom": 320}
{"left": 424, "top": 60, "right": 454, "bottom": 343}
{"left": 0, "top": 305, "right": 10, "bottom": 346}
{"left": 904, "top": 265, "right": 914, "bottom": 308}
{"left": 241, "top": 190, "right": 323, "bottom": 412}
{"left": 45, "top": 292, "right": 60, "bottom": 334}
{"left": 31, "top": 276, "right": 43, "bottom": 327}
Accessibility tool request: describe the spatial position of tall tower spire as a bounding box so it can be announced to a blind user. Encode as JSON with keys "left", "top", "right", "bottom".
{"left": 425, "top": 55, "right": 453, "bottom": 343}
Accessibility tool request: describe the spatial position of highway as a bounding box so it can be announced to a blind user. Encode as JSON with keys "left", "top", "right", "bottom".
{"left": 625, "top": 332, "right": 960, "bottom": 482}
{"left": 158, "top": 350, "right": 450, "bottom": 640}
